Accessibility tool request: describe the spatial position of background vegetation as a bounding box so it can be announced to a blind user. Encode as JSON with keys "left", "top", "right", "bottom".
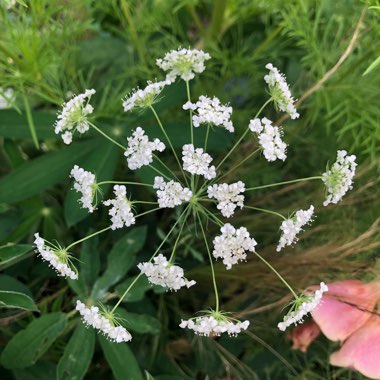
{"left": 0, "top": 0, "right": 379, "bottom": 379}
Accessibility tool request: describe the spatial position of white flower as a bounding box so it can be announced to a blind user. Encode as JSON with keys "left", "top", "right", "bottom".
{"left": 122, "top": 79, "right": 171, "bottom": 112}
{"left": 154, "top": 176, "right": 192, "bottom": 208}
{"left": 0, "top": 88, "right": 14, "bottom": 109}
{"left": 156, "top": 47, "right": 211, "bottom": 82}
{"left": 322, "top": 150, "right": 357, "bottom": 206}
{"left": 264, "top": 64, "right": 299, "bottom": 119}
{"left": 103, "top": 185, "right": 135, "bottom": 230}
{"left": 76, "top": 301, "right": 132, "bottom": 343}
{"left": 278, "top": 282, "right": 328, "bottom": 331}
{"left": 249, "top": 117, "right": 287, "bottom": 162}
{"left": 276, "top": 206, "right": 315, "bottom": 252}
{"left": 138, "top": 253, "right": 196, "bottom": 291}
{"left": 124, "top": 127, "right": 165, "bottom": 170}
{"left": 207, "top": 181, "right": 245, "bottom": 218}
{"left": 180, "top": 312, "right": 250, "bottom": 337}
{"left": 182, "top": 144, "right": 216, "bottom": 179}
{"left": 70, "top": 165, "right": 97, "bottom": 212}
{"left": 184, "top": 95, "right": 234, "bottom": 132}
{"left": 212, "top": 224, "right": 257, "bottom": 269}
{"left": 34, "top": 233, "right": 77, "bottom": 280}
{"left": 54, "top": 89, "right": 96, "bottom": 144}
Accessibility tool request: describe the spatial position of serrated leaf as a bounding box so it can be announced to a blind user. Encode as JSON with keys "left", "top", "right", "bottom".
{"left": 98, "top": 335, "right": 143, "bottom": 380}
{"left": 0, "top": 244, "right": 33, "bottom": 270}
{"left": 0, "top": 291, "right": 38, "bottom": 311}
{"left": 1, "top": 313, "right": 67, "bottom": 369}
{"left": 57, "top": 323, "right": 95, "bottom": 380}
{"left": 91, "top": 226, "right": 147, "bottom": 300}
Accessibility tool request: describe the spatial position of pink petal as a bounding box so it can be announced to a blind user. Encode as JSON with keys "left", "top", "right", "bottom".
{"left": 330, "top": 316, "right": 380, "bottom": 379}
{"left": 311, "top": 280, "right": 380, "bottom": 342}
{"left": 288, "top": 321, "right": 321, "bottom": 352}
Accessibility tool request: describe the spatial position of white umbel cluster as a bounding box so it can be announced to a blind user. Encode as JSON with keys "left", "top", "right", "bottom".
{"left": 183, "top": 95, "right": 234, "bottom": 132}
{"left": 277, "top": 282, "right": 328, "bottom": 331}
{"left": 138, "top": 254, "right": 196, "bottom": 291}
{"left": 154, "top": 176, "right": 192, "bottom": 208}
{"left": 207, "top": 181, "right": 245, "bottom": 218}
{"left": 76, "top": 301, "right": 132, "bottom": 343}
{"left": 103, "top": 185, "right": 135, "bottom": 230}
{"left": 124, "top": 127, "right": 165, "bottom": 170}
{"left": 70, "top": 165, "right": 97, "bottom": 212}
{"left": 276, "top": 206, "right": 315, "bottom": 252}
{"left": 249, "top": 117, "right": 287, "bottom": 162}
{"left": 122, "top": 80, "right": 171, "bottom": 112}
{"left": 34, "top": 233, "right": 77, "bottom": 280}
{"left": 54, "top": 89, "right": 96, "bottom": 144}
{"left": 156, "top": 48, "right": 211, "bottom": 82}
{"left": 182, "top": 144, "right": 216, "bottom": 179}
{"left": 180, "top": 315, "right": 250, "bottom": 337}
{"left": 212, "top": 224, "right": 257, "bottom": 269}
{"left": 264, "top": 64, "right": 299, "bottom": 120}
{"left": 322, "top": 150, "right": 357, "bottom": 206}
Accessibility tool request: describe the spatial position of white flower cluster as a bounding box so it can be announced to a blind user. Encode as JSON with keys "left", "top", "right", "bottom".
{"left": 123, "top": 80, "right": 170, "bottom": 112}
{"left": 156, "top": 48, "right": 211, "bottom": 81}
{"left": 278, "top": 282, "right": 328, "bottom": 331}
{"left": 182, "top": 144, "right": 216, "bottom": 179}
{"left": 322, "top": 150, "right": 357, "bottom": 206}
{"left": 70, "top": 165, "right": 97, "bottom": 212}
{"left": 183, "top": 95, "right": 234, "bottom": 132}
{"left": 0, "top": 88, "right": 14, "bottom": 109}
{"left": 249, "top": 117, "right": 287, "bottom": 162}
{"left": 124, "top": 127, "right": 165, "bottom": 170}
{"left": 54, "top": 89, "right": 96, "bottom": 144}
{"left": 212, "top": 224, "right": 257, "bottom": 269}
{"left": 76, "top": 301, "right": 132, "bottom": 343}
{"left": 276, "top": 206, "right": 314, "bottom": 252}
{"left": 138, "top": 254, "right": 196, "bottom": 291}
{"left": 207, "top": 181, "right": 245, "bottom": 218}
{"left": 103, "top": 185, "right": 135, "bottom": 230}
{"left": 154, "top": 176, "right": 192, "bottom": 208}
{"left": 264, "top": 64, "right": 299, "bottom": 120}
{"left": 34, "top": 233, "right": 77, "bottom": 280}
{"left": 180, "top": 315, "right": 250, "bottom": 337}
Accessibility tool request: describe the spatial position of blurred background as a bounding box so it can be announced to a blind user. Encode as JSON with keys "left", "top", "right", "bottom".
{"left": 0, "top": 0, "right": 379, "bottom": 379}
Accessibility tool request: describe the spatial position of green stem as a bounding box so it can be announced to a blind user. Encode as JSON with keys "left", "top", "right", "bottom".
{"left": 244, "top": 205, "right": 286, "bottom": 220}
{"left": 246, "top": 176, "right": 322, "bottom": 191}
{"left": 134, "top": 207, "right": 161, "bottom": 218}
{"left": 133, "top": 201, "right": 158, "bottom": 205}
{"left": 89, "top": 122, "right": 127, "bottom": 150}
{"left": 149, "top": 164, "right": 172, "bottom": 182}
{"left": 153, "top": 154, "right": 181, "bottom": 182}
{"left": 185, "top": 81, "right": 194, "bottom": 145}
{"left": 111, "top": 206, "right": 190, "bottom": 313}
{"left": 21, "top": 88, "right": 39, "bottom": 149}
{"left": 97, "top": 181, "right": 153, "bottom": 187}
{"left": 208, "top": 0, "right": 227, "bottom": 40}
{"left": 197, "top": 212, "right": 220, "bottom": 312}
{"left": 204, "top": 124, "right": 210, "bottom": 151}
{"left": 66, "top": 226, "right": 111, "bottom": 251}
{"left": 253, "top": 251, "right": 298, "bottom": 299}
{"left": 169, "top": 208, "right": 191, "bottom": 262}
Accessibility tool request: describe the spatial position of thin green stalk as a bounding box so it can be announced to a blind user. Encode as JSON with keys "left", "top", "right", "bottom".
{"left": 207, "top": 0, "right": 227, "bottom": 40}
{"left": 98, "top": 181, "right": 153, "bottom": 187}
{"left": 153, "top": 153, "right": 181, "bottom": 182}
{"left": 149, "top": 164, "right": 172, "bottom": 182}
{"left": 253, "top": 251, "right": 298, "bottom": 299}
{"left": 201, "top": 205, "right": 224, "bottom": 227}
{"left": 134, "top": 207, "right": 161, "bottom": 218}
{"left": 133, "top": 201, "right": 158, "bottom": 205}
{"left": 66, "top": 226, "right": 111, "bottom": 251}
{"left": 89, "top": 122, "right": 127, "bottom": 150}
{"left": 21, "top": 89, "right": 39, "bottom": 149}
{"left": 169, "top": 208, "right": 191, "bottom": 262}
{"left": 244, "top": 205, "right": 286, "bottom": 220}
{"left": 216, "top": 98, "right": 272, "bottom": 171}
{"left": 149, "top": 106, "right": 188, "bottom": 186}
{"left": 246, "top": 176, "right": 322, "bottom": 191}
{"left": 204, "top": 124, "right": 210, "bottom": 151}
{"left": 185, "top": 81, "right": 194, "bottom": 145}
{"left": 111, "top": 206, "right": 190, "bottom": 313}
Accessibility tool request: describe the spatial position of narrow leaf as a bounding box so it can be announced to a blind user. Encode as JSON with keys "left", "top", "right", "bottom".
{"left": 0, "top": 244, "right": 33, "bottom": 270}
{"left": 0, "top": 291, "right": 38, "bottom": 311}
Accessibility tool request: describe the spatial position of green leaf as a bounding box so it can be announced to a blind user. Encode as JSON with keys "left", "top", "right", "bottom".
{"left": 57, "top": 323, "right": 95, "bottom": 380}
{"left": 0, "top": 291, "right": 38, "bottom": 311}
{"left": 0, "top": 244, "right": 33, "bottom": 270}
{"left": 0, "top": 313, "right": 67, "bottom": 369}
{"left": 98, "top": 335, "right": 143, "bottom": 380}
{"left": 118, "top": 310, "right": 160, "bottom": 335}
{"left": 0, "top": 139, "right": 102, "bottom": 204}
{"left": 91, "top": 226, "right": 147, "bottom": 300}
{"left": 363, "top": 55, "right": 380, "bottom": 76}
{"left": 64, "top": 141, "right": 119, "bottom": 226}
{"left": 0, "top": 274, "right": 33, "bottom": 296}
{"left": 13, "top": 360, "right": 57, "bottom": 380}
{"left": 115, "top": 275, "right": 153, "bottom": 303}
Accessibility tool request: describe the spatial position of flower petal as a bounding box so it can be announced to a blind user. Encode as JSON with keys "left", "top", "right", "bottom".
{"left": 288, "top": 321, "right": 321, "bottom": 352}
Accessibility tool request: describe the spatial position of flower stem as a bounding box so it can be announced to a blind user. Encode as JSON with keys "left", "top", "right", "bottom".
{"left": 169, "top": 208, "right": 191, "bottom": 263}
{"left": 149, "top": 164, "right": 172, "bottom": 182}
{"left": 134, "top": 207, "right": 161, "bottom": 218}
{"left": 153, "top": 154, "right": 181, "bottom": 182}
{"left": 197, "top": 212, "right": 220, "bottom": 312}
{"left": 253, "top": 251, "right": 298, "bottom": 299}
{"left": 66, "top": 226, "right": 112, "bottom": 251}
{"left": 204, "top": 124, "right": 210, "bottom": 151}
{"left": 185, "top": 80, "right": 194, "bottom": 145}
{"left": 244, "top": 205, "right": 287, "bottom": 220}
{"left": 21, "top": 87, "right": 39, "bottom": 149}
{"left": 89, "top": 122, "right": 127, "bottom": 150}
{"left": 133, "top": 201, "right": 158, "bottom": 205}
{"left": 97, "top": 181, "right": 153, "bottom": 187}
{"left": 246, "top": 176, "right": 323, "bottom": 191}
